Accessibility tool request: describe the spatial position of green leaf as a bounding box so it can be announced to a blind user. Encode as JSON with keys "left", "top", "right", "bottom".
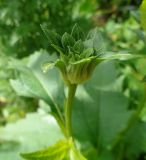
{"left": 10, "top": 67, "right": 61, "bottom": 117}
{"left": 0, "top": 113, "right": 64, "bottom": 160}
{"left": 42, "top": 59, "right": 68, "bottom": 84}
{"left": 42, "top": 59, "right": 66, "bottom": 73}
{"left": 133, "top": 29, "right": 146, "bottom": 44}
{"left": 100, "top": 52, "right": 141, "bottom": 61}
{"left": 21, "top": 138, "right": 87, "bottom": 160}
{"left": 21, "top": 140, "right": 70, "bottom": 160}
{"left": 71, "top": 24, "right": 85, "bottom": 41}
{"left": 80, "top": 48, "right": 94, "bottom": 58}
{"left": 140, "top": 0, "right": 146, "bottom": 31}
{"left": 86, "top": 28, "right": 105, "bottom": 54}
{"left": 69, "top": 147, "right": 87, "bottom": 160}
{"left": 124, "top": 122, "right": 146, "bottom": 159}
{"left": 41, "top": 25, "right": 61, "bottom": 47}
{"left": 62, "top": 32, "right": 75, "bottom": 49}
{"left": 10, "top": 68, "right": 50, "bottom": 101}
{"left": 97, "top": 150, "right": 114, "bottom": 160}
{"left": 10, "top": 51, "right": 65, "bottom": 123}
{"left": 73, "top": 88, "right": 133, "bottom": 147}
{"left": 85, "top": 61, "right": 118, "bottom": 89}
{"left": 72, "top": 62, "right": 133, "bottom": 148}
{"left": 73, "top": 40, "right": 84, "bottom": 54}
{"left": 51, "top": 44, "right": 64, "bottom": 56}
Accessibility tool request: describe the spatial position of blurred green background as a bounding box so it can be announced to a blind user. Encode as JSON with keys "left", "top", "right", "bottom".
{"left": 1, "top": 0, "right": 146, "bottom": 160}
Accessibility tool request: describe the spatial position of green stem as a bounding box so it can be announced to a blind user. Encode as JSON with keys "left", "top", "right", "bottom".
{"left": 65, "top": 84, "right": 77, "bottom": 138}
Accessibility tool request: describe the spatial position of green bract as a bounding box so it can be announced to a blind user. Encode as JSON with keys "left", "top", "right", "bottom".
{"left": 41, "top": 24, "right": 131, "bottom": 85}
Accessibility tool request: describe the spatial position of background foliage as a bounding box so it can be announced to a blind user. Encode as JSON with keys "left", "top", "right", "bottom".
{"left": 0, "top": 0, "right": 146, "bottom": 160}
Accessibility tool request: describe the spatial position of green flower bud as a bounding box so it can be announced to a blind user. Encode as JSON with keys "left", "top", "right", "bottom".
{"left": 66, "top": 57, "right": 100, "bottom": 84}
{"left": 42, "top": 56, "right": 103, "bottom": 85}
{"left": 41, "top": 24, "right": 133, "bottom": 85}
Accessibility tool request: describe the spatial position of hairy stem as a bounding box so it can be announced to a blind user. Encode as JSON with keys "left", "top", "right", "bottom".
{"left": 65, "top": 84, "right": 77, "bottom": 138}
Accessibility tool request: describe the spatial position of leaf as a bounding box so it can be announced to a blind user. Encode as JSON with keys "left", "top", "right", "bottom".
{"left": 97, "top": 150, "right": 114, "bottom": 160}
{"left": 72, "top": 61, "right": 133, "bottom": 148}
{"left": 80, "top": 48, "right": 94, "bottom": 58}
{"left": 140, "top": 0, "right": 146, "bottom": 31}
{"left": 86, "top": 28, "right": 105, "bottom": 54}
{"left": 0, "top": 113, "right": 64, "bottom": 160}
{"left": 62, "top": 32, "right": 75, "bottom": 49}
{"left": 99, "top": 52, "right": 141, "bottom": 61}
{"left": 10, "top": 67, "right": 60, "bottom": 117}
{"left": 21, "top": 138, "right": 87, "bottom": 160}
{"left": 41, "top": 25, "right": 62, "bottom": 47}
{"left": 71, "top": 24, "right": 85, "bottom": 41}
{"left": 73, "top": 88, "right": 133, "bottom": 147}
{"left": 73, "top": 40, "right": 84, "bottom": 54}
{"left": 41, "top": 59, "right": 67, "bottom": 84}
{"left": 124, "top": 122, "right": 146, "bottom": 159}
{"left": 69, "top": 147, "right": 87, "bottom": 160}
{"left": 0, "top": 140, "right": 20, "bottom": 152}
{"left": 10, "top": 68, "right": 48, "bottom": 100}
{"left": 51, "top": 44, "right": 64, "bottom": 55}
{"left": 85, "top": 61, "right": 118, "bottom": 90}
{"left": 21, "top": 140, "right": 69, "bottom": 160}
{"left": 132, "top": 29, "right": 146, "bottom": 44}
{"left": 10, "top": 51, "right": 65, "bottom": 122}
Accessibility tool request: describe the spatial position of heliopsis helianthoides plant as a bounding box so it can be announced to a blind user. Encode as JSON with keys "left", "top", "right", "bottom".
{"left": 21, "top": 24, "right": 133, "bottom": 160}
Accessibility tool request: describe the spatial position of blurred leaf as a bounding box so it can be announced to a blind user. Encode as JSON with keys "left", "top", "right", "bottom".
{"left": 84, "top": 61, "right": 117, "bottom": 90}
{"left": 0, "top": 112, "right": 64, "bottom": 160}
{"left": 51, "top": 44, "right": 64, "bottom": 55}
{"left": 70, "top": 147, "right": 87, "bottom": 160}
{"left": 10, "top": 65, "right": 62, "bottom": 119}
{"left": 27, "top": 51, "right": 65, "bottom": 111}
{"left": 10, "top": 51, "right": 65, "bottom": 122}
{"left": 0, "top": 0, "right": 92, "bottom": 57}
{"left": 21, "top": 139, "right": 69, "bottom": 160}
{"left": 86, "top": 28, "right": 105, "bottom": 54}
{"left": 21, "top": 138, "right": 87, "bottom": 160}
{"left": 73, "top": 40, "right": 84, "bottom": 54}
{"left": 72, "top": 62, "right": 133, "bottom": 148}
{"left": 100, "top": 52, "right": 141, "bottom": 61}
{"left": 0, "top": 140, "right": 19, "bottom": 151}
{"left": 130, "top": 10, "right": 140, "bottom": 22}
{"left": 71, "top": 24, "right": 85, "bottom": 41}
{"left": 62, "top": 33, "right": 75, "bottom": 49}
{"left": 142, "top": 75, "right": 146, "bottom": 82}
{"left": 140, "top": 0, "right": 146, "bottom": 31}
{"left": 10, "top": 68, "right": 50, "bottom": 100}
{"left": 132, "top": 29, "right": 146, "bottom": 44}
{"left": 73, "top": 87, "right": 132, "bottom": 148}
{"left": 97, "top": 150, "right": 114, "bottom": 160}
{"left": 41, "top": 25, "right": 61, "bottom": 47}
{"left": 124, "top": 122, "right": 146, "bottom": 159}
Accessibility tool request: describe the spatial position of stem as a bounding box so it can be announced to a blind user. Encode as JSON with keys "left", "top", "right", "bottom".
{"left": 65, "top": 84, "right": 77, "bottom": 138}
